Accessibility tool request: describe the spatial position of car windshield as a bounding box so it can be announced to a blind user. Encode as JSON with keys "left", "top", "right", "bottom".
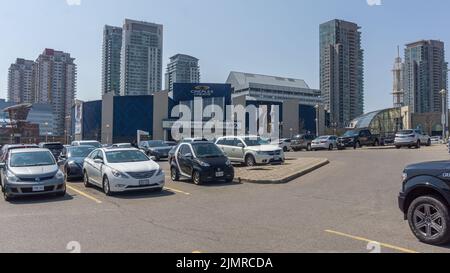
{"left": 115, "top": 144, "right": 132, "bottom": 148}
{"left": 68, "top": 147, "right": 96, "bottom": 158}
{"left": 10, "top": 151, "right": 55, "bottom": 167}
{"left": 147, "top": 141, "right": 169, "bottom": 147}
{"left": 398, "top": 130, "right": 414, "bottom": 135}
{"left": 106, "top": 150, "right": 149, "bottom": 163}
{"left": 192, "top": 143, "right": 224, "bottom": 158}
{"left": 343, "top": 131, "right": 358, "bottom": 137}
{"left": 317, "top": 136, "right": 329, "bottom": 140}
{"left": 243, "top": 137, "right": 270, "bottom": 147}
{"left": 81, "top": 142, "right": 102, "bottom": 148}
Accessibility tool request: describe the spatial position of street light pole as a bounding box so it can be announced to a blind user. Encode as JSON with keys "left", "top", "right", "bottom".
{"left": 44, "top": 122, "right": 49, "bottom": 143}
{"left": 440, "top": 89, "right": 448, "bottom": 141}
{"left": 315, "top": 105, "right": 320, "bottom": 137}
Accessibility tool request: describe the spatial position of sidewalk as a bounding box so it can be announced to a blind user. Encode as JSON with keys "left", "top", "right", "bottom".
{"left": 234, "top": 157, "right": 329, "bottom": 184}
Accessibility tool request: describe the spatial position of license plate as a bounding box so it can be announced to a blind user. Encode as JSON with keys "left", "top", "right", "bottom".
{"left": 216, "top": 172, "right": 224, "bottom": 177}
{"left": 139, "top": 179, "right": 150, "bottom": 186}
{"left": 32, "top": 186, "right": 45, "bottom": 192}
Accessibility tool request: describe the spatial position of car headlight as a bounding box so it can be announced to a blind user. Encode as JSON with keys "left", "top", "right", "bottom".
{"left": 226, "top": 159, "right": 232, "bottom": 166}
{"left": 6, "top": 171, "right": 19, "bottom": 182}
{"left": 198, "top": 161, "right": 210, "bottom": 167}
{"left": 55, "top": 170, "right": 65, "bottom": 179}
{"left": 402, "top": 172, "right": 408, "bottom": 182}
{"left": 155, "top": 168, "right": 164, "bottom": 176}
{"left": 111, "top": 169, "right": 128, "bottom": 178}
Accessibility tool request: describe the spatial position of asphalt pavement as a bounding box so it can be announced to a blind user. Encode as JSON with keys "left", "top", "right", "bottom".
{"left": 1, "top": 144, "right": 449, "bottom": 253}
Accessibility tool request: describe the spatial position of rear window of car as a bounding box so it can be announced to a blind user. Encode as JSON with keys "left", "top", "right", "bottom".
{"left": 43, "top": 144, "right": 64, "bottom": 149}
{"left": 398, "top": 130, "right": 414, "bottom": 135}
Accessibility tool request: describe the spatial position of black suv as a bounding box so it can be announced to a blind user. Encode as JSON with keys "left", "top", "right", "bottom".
{"left": 170, "top": 141, "right": 234, "bottom": 185}
{"left": 291, "top": 134, "right": 316, "bottom": 151}
{"left": 337, "top": 129, "right": 380, "bottom": 150}
{"left": 398, "top": 161, "right": 450, "bottom": 245}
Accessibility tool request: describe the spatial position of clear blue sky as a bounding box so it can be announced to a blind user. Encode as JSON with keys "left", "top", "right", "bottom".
{"left": 1, "top": 0, "right": 449, "bottom": 112}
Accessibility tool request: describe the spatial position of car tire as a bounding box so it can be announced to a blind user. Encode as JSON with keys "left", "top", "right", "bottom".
{"left": 192, "top": 171, "right": 202, "bottom": 185}
{"left": 407, "top": 195, "right": 450, "bottom": 245}
{"left": 354, "top": 141, "right": 361, "bottom": 149}
{"left": 56, "top": 188, "right": 66, "bottom": 197}
{"left": 103, "top": 176, "right": 113, "bottom": 196}
{"left": 83, "top": 171, "right": 91, "bottom": 188}
{"left": 374, "top": 140, "right": 379, "bottom": 147}
{"left": 245, "top": 155, "right": 256, "bottom": 167}
{"left": 283, "top": 146, "right": 288, "bottom": 153}
{"left": 427, "top": 139, "right": 431, "bottom": 147}
{"left": 396, "top": 146, "right": 401, "bottom": 149}
{"left": 3, "top": 190, "right": 11, "bottom": 202}
{"left": 171, "top": 167, "right": 180, "bottom": 181}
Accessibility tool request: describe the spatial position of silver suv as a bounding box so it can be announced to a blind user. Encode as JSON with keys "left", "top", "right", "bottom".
{"left": 215, "top": 136, "right": 284, "bottom": 166}
{"left": 394, "top": 129, "right": 431, "bottom": 149}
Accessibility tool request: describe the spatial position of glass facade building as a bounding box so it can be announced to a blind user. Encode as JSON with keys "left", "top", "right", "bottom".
{"left": 102, "top": 25, "right": 123, "bottom": 96}
{"left": 348, "top": 108, "right": 404, "bottom": 137}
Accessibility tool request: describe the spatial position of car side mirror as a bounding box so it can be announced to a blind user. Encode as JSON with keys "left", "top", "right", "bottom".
{"left": 94, "top": 159, "right": 104, "bottom": 164}
{"left": 237, "top": 143, "right": 245, "bottom": 148}
{"left": 0, "top": 162, "right": 5, "bottom": 170}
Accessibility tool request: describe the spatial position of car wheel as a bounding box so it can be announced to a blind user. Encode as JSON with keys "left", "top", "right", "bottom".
{"left": 245, "top": 155, "right": 256, "bottom": 167}
{"left": 427, "top": 139, "right": 432, "bottom": 146}
{"left": 56, "top": 188, "right": 66, "bottom": 197}
{"left": 416, "top": 140, "right": 421, "bottom": 149}
{"left": 283, "top": 146, "right": 288, "bottom": 152}
{"left": 374, "top": 140, "right": 379, "bottom": 147}
{"left": 396, "top": 146, "right": 401, "bottom": 149}
{"left": 83, "top": 171, "right": 91, "bottom": 188}
{"left": 103, "top": 176, "right": 112, "bottom": 196}
{"left": 3, "top": 190, "right": 11, "bottom": 202}
{"left": 192, "top": 171, "right": 202, "bottom": 185}
{"left": 171, "top": 167, "right": 180, "bottom": 181}
{"left": 407, "top": 195, "right": 450, "bottom": 245}
{"left": 354, "top": 141, "right": 361, "bottom": 149}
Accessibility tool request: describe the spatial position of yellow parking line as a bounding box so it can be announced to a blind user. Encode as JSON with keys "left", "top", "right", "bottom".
{"left": 67, "top": 185, "right": 103, "bottom": 204}
{"left": 165, "top": 187, "right": 191, "bottom": 196}
{"left": 325, "top": 230, "right": 419, "bottom": 254}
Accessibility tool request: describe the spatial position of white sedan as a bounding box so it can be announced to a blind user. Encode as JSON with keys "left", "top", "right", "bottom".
{"left": 311, "top": 135, "right": 338, "bottom": 151}
{"left": 83, "top": 148, "right": 165, "bottom": 195}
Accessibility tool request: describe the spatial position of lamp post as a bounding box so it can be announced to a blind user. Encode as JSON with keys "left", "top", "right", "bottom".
{"left": 314, "top": 104, "right": 320, "bottom": 137}
{"left": 44, "top": 122, "right": 49, "bottom": 142}
{"left": 106, "top": 124, "right": 111, "bottom": 144}
{"left": 440, "top": 89, "right": 448, "bottom": 140}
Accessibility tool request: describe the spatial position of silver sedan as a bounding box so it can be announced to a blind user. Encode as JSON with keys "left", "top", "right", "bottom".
{"left": 311, "top": 136, "right": 338, "bottom": 151}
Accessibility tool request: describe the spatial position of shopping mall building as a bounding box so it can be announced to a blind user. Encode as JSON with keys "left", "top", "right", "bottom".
{"left": 73, "top": 74, "right": 326, "bottom": 143}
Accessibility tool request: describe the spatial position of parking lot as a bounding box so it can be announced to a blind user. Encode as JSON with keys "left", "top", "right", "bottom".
{"left": 0, "top": 144, "right": 449, "bottom": 253}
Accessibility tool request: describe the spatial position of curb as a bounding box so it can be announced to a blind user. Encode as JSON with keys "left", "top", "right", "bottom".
{"left": 234, "top": 159, "right": 330, "bottom": 184}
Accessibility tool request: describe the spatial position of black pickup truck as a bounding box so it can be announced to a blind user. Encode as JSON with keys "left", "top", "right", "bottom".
{"left": 337, "top": 129, "right": 380, "bottom": 150}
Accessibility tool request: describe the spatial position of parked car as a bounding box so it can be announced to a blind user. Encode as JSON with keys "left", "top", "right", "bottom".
{"left": 59, "top": 145, "right": 96, "bottom": 180}
{"left": 71, "top": 140, "right": 102, "bottom": 148}
{"left": 272, "top": 138, "right": 291, "bottom": 152}
{"left": 170, "top": 141, "right": 234, "bottom": 185}
{"left": 111, "top": 143, "right": 133, "bottom": 149}
{"left": 139, "top": 140, "right": 176, "bottom": 161}
{"left": 430, "top": 136, "right": 443, "bottom": 145}
{"left": 311, "top": 135, "right": 338, "bottom": 151}
{"left": 291, "top": 134, "right": 316, "bottom": 151}
{"left": 0, "top": 144, "right": 39, "bottom": 163}
{"left": 398, "top": 161, "right": 450, "bottom": 245}
{"left": 83, "top": 148, "right": 165, "bottom": 195}
{"left": 215, "top": 136, "right": 284, "bottom": 166}
{"left": 0, "top": 148, "right": 66, "bottom": 201}
{"left": 337, "top": 129, "right": 380, "bottom": 150}
{"left": 394, "top": 129, "right": 431, "bottom": 149}
{"left": 39, "top": 142, "right": 64, "bottom": 159}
